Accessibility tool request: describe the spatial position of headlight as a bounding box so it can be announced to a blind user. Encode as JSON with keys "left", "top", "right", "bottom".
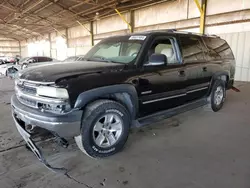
{"left": 37, "top": 86, "right": 69, "bottom": 99}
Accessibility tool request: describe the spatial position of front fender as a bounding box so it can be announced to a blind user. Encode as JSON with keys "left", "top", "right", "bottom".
{"left": 74, "top": 84, "right": 138, "bottom": 119}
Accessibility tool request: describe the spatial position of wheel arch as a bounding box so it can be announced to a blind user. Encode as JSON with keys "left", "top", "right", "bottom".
{"left": 208, "top": 71, "right": 229, "bottom": 95}
{"left": 74, "top": 84, "right": 139, "bottom": 119}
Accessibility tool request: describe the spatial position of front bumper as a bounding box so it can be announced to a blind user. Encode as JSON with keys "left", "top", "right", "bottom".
{"left": 11, "top": 94, "right": 82, "bottom": 138}
{"left": 12, "top": 112, "right": 68, "bottom": 173}
{"left": 11, "top": 94, "right": 83, "bottom": 173}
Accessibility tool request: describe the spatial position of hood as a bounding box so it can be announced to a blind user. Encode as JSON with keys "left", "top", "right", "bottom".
{"left": 19, "top": 61, "right": 125, "bottom": 83}
{"left": 25, "top": 61, "right": 61, "bottom": 68}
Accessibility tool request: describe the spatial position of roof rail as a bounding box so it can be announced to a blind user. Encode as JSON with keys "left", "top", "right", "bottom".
{"left": 141, "top": 29, "right": 220, "bottom": 38}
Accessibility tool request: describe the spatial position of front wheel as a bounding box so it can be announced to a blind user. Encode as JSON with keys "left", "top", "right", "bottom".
{"left": 208, "top": 79, "right": 226, "bottom": 112}
{"left": 75, "top": 100, "right": 131, "bottom": 158}
{"left": 21, "top": 63, "right": 28, "bottom": 69}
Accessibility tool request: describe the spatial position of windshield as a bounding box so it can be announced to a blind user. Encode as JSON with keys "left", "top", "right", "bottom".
{"left": 84, "top": 36, "right": 146, "bottom": 64}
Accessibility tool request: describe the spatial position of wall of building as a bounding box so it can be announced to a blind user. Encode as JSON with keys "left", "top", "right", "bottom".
{"left": 0, "top": 38, "right": 20, "bottom": 57}
{"left": 19, "top": 0, "right": 250, "bottom": 80}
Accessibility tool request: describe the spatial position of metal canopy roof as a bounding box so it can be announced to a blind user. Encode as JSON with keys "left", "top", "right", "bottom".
{"left": 0, "top": 0, "right": 170, "bottom": 41}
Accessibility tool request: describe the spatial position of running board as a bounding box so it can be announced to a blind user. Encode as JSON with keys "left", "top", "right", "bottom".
{"left": 133, "top": 98, "right": 208, "bottom": 128}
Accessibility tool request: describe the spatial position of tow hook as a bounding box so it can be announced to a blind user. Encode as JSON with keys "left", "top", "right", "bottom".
{"left": 231, "top": 86, "right": 240, "bottom": 92}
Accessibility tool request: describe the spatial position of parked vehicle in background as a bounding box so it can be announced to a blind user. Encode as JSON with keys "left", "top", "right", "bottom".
{"left": 22, "top": 55, "right": 85, "bottom": 70}
{"left": 19, "top": 56, "right": 55, "bottom": 69}
{"left": 0, "top": 64, "right": 19, "bottom": 76}
{"left": 6, "top": 56, "right": 16, "bottom": 64}
{"left": 11, "top": 30, "right": 236, "bottom": 171}
{"left": 0, "top": 59, "right": 4, "bottom": 65}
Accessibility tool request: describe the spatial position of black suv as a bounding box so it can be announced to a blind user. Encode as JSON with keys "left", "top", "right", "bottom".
{"left": 11, "top": 30, "right": 235, "bottom": 168}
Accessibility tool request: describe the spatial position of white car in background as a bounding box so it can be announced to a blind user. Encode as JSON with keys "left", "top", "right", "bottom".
{"left": 0, "top": 64, "right": 19, "bottom": 77}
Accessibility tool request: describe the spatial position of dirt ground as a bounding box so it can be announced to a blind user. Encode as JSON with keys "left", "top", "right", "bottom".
{"left": 0, "top": 77, "right": 250, "bottom": 188}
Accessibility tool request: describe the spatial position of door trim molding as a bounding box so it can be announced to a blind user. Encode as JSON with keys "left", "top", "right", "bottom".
{"left": 186, "top": 86, "right": 208, "bottom": 94}
{"left": 142, "top": 93, "right": 186, "bottom": 104}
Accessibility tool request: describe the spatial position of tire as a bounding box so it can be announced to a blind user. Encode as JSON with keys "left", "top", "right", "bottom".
{"left": 208, "top": 79, "right": 226, "bottom": 112}
{"left": 21, "top": 63, "right": 28, "bottom": 69}
{"left": 75, "top": 100, "right": 131, "bottom": 158}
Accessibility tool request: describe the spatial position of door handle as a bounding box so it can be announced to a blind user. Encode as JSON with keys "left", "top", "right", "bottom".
{"left": 203, "top": 67, "right": 207, "bottom": 72}
{"left": 179, "top": 70, "right": 185, "bottom": 77}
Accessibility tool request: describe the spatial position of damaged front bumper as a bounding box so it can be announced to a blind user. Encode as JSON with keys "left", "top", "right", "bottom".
{"left": 11, "top": 94, "right": 82, "bottom": 138}
{"left": 12, "top": 113, "right": 68, "bottom": 173}
{"left": 11, "top": 94, "right": 82, "bottom": 172}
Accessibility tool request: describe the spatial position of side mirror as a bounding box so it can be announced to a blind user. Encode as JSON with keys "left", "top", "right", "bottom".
{"left": 145, "top": 53, "right": 167, "bottom": 66}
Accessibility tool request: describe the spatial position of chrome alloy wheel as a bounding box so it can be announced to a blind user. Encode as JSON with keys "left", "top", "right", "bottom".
{"left": 92, "top": 113, "right": 123, "bottom": 148}
{"left": 214, "top": 86, "right": 224, "bottom": 105}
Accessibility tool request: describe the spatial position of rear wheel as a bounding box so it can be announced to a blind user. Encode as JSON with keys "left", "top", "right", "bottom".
{"left": 208, "top": 79, "right": 226, "bottom": 112}
{"left": 75, "top": 100, "right": 131, "bottom": 158}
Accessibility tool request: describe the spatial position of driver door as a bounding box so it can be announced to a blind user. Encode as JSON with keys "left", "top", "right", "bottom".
{"left": 135, "top": 36, "right": 187, "bottom": 116}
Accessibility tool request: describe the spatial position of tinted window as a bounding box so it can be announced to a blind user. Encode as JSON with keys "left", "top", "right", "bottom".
{"left": 180, "top": 36, "right": 205, "bottom": 63}
{"left": 38, "top": 57, "right": 52, "bottom": 62}
{"left": 37, "top": 57, "right": 46, "bottom": 62}
{"left": 203, "top": 37, "right": 234, "bottom": 60}
{"left": 146, "top": 38, "right": 177, "bottom": 64}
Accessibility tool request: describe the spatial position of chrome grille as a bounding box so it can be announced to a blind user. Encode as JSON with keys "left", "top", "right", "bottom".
{"left": 15, "top": 80, "right": 39, "bottom": 108}
{"left": 15, "top": 79, "right": 68, "bottom": 111}
{"left": 17, "top": 84, "right": 37, "bottom": 95}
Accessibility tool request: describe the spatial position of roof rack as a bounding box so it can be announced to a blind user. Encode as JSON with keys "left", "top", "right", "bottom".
{"left": 141, "top": 29, "right": 220, "bottom": 38}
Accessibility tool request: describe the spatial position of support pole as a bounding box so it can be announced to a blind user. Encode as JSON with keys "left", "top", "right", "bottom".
{"left": 65, "top": 28, "right": 69, "bottom": 48}
{"left": 130, "top": 10, "right": 135, "bottom": 33}
{"left": 200, "top": 0, "right": 207, "bottom": 34}
{"left": 115, "top": 9, "right": 132, "bottom": 33}
{"left": 49, "top": 33, "right": 52, "bottom": 57}
{"left": 18, "top": 41, "right": 21, "bottom": 56}
{"left": 193, "top": 0, "right": 207, "bottom": 34}
{"left": 90, "top": 21, "right": 94, "bottom": 46}
{"left": 76, "top": 20, "right": 94, "bottom": 46}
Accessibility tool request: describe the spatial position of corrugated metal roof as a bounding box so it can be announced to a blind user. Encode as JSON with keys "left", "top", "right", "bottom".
{"left": 0, "top": 0, "right": 172, "bottom": 40}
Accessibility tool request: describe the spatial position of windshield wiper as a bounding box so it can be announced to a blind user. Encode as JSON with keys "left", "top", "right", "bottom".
{"left": 85, "top": 56, "right": 120, "bottom": 64}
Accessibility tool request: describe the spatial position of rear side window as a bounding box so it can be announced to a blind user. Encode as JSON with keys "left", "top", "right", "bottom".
{"left": 37, "top": 57, "right": 46, "bottom": 62}
{"left": 38, "top": 57, "right": 52, "bottom": 62}
{"left": 180, "top": 36, "right": 205, "bottom": 63}
{"left": 203, "top": 37, "right": 234, "bottom": 60}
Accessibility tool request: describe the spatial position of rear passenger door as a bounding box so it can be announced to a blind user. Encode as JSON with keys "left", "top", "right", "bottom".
{"left": 179, "top": 35, "right": 210, "bottom": 101}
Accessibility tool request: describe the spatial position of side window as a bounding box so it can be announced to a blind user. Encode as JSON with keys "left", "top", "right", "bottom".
{"left": 146, "top": 38, "right": 177, "bottom": 65}
{"left": 203, "top": 37, "right": 234, "bottom": 60}
{"left": 180, "top": 36, "right": 205, "bottom": 63}
{"left": 37, "top": 57, "right": 45, "bottom": 62}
